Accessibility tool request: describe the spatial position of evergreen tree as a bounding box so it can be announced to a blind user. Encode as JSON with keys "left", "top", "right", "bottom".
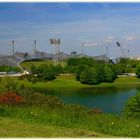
{"left": 104, "top": 65, "right": 116, "bottom": 82}
{"left": 80, "top": 67, "right": 99, "bottom": 85}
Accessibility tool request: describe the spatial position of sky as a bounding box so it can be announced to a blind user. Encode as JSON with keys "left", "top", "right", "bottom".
{"left": 0, "top": 2, "right": 140, "bottom": 58}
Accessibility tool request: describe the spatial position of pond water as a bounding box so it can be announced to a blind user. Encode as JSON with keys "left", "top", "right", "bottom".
{"left": 40, "top": 87, "right": 140, "bottom": 114}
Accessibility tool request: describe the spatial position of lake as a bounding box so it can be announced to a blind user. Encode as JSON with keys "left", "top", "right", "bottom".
{"left": 42, "top": 87, "right": 140, "bottom": 114}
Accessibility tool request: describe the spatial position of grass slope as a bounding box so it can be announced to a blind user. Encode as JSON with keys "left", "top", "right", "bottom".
{"left": 21, "top": 60, "right": 66, "bottom": 70}
{"left": 20, "top": 75, "right": 140, "bottom": 91}
{"left": 0, "top": 117, "right": 109, "bottom": 137}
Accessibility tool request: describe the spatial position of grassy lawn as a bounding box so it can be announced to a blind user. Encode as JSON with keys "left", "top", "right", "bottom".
{"left": 115, "top": 76, "right": 140, "bottom": 84}
{"left": 0, "top": 117, "right": 109, "bottom": 137}
{"left": 20, "top": 75, "right": 140, "bottom": 91}
{"left": 21, "top": 60, "right": 66, "bottom": 70}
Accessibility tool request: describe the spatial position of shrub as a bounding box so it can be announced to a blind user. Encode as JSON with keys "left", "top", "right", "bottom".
{"left": 18, "top": 75, "right": 24, "bottom": 80}
{"left": 123, "top": 93, "right": 140, "bottom": 119}
{"left": 26, "top": 74, "right": 40, "bottom": 83}
{"left": 0, "top": 76, "right": 19, "bottom": 93}
{"left": 0, "top": 92, "right": 24, "bottom": 106}
{"left": 96, "top": 64, "right": 105, "bottom": 82}
{"left": 45, "top": 95, "right": 64, "bottom": 109}
{"left": 104, "top": 65, "right": 116, "bottom": 82}
{"left": 0, "top": 77, "right": 33, "bottom": 97}
{"left": 80, "top": 67, "right": 100, "bottom": 85}
{"left": 16, "top": 84, "right": 34, "bottom": 97}
{"left": 24, "top": 92, "right": 64, "bottom": 109}
{"left": 29, "top": 64, "right": 56, "bottom": 82}
{"left": 76, "top": 64, "right": 88, "bottom": 81}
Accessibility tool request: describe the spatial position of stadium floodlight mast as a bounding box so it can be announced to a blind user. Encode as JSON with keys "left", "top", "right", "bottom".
{"left": 105, "top": 46, "right": 108, "bottom": 57}
{"left": 105, "top": 37, "right": 127, "bottom": 58}
{"left": 34, "top": 40, "right": 37, "bottom": 54}
{"left": 127, "top": 49, "right": 130, "bottom": 58}
{"left": 49, "top": 38, "right": 61, "bottom": 66}
{"left": 116, "top": 42, "right": 126, "bottom": 57}
{"left": 123, "top": 36, "right": 136, "bottom": 58}
{"left": 82, "top": 43, "right": 85, "bottom": 55}
{"left": 12, "top": 40, "right": 15, "bottom": 58}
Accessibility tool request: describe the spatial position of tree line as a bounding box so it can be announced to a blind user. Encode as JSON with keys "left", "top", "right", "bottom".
{"left": 21, "top": 57, "right": 140, "bottom": 85}
{"left": 67, "top": 57, "right": 117, "bottom": 84}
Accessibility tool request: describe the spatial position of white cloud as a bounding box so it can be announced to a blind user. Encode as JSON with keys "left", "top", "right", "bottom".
{"left": 105, "top": 36, "right": 115, "bottom": 43}
{"left": 83, "top": 42, "right": 98, "bottom": 47}
{"left": 126, "top": 36, "right": 136, "bottom": 41}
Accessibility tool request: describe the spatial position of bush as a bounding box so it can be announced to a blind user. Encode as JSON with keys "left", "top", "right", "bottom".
{"left": 76, "top": 65, "right": 88, "bottom": 81}
{"left": 42, "top": 66, "right": 56, "bottom": 81}
{"left": 45, "top": 95, "right": 64, "bottom": 109}
{"left": 123, "top": 93, "right": 140, "bottom": 119}
{"left": 0, "top": 76, "right": 33, "bottom": 96}
{"left": 0, "top": 76, "right": 19, "bottom": 93}
{"left": 30, "top": 64, "right": 56, "bottom": 82}
{"left": 16, "top": 84, "right": 34, "bottom": 97}
{"left": 80, "top": 67, "right": 100, "bottom": 85}
{"left": 96, "top": 64, "right": 105, "bottom": 82}
{"left": 0, "top": 92, "right": 24, "bottom": 106}
{"left": 104, "top": 66, "right": 116, "bottom": 82}
{"left": 24, "top": 92, "right": 64, "bottom": 109}
{"left": 26, "top": 74, "right": 40, "bottom": 83}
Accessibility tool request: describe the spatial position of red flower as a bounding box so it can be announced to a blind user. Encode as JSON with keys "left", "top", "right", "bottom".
{"left": 0, "top": 92, "right": 23, "bottom": 105}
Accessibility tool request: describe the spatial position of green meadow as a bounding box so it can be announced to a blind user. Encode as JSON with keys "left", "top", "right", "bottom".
{"left": 21, "top": 60, "right": 66, "bottom": 70}
{"left": 20, "top": 74, "right": 140, "bottom": 90}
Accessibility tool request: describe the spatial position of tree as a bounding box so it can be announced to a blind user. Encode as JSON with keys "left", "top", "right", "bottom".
{"left": 79, "top": 57, "right": 95, "bottom": 66}
{"left": 76, "top": 64, "right": 88, "bottom": 81}
{"left": 80, "top": 67, "right": 99, "bottom": 85}
{"left": 30, "top": 64, "right": 56, "bottom": 82}
{"left": 136, "top": 64, "right": 140, "bottom": 78}
{"left": 104, "top": 65, "right": 116, "bottom": 82}
{"left": 67, "top": 58, "right": 79, "bottom": 66}
{"left": 67, "top": 57, "right": 96, "bottom": 67}
{"left": 114, "top": 64, "right": 126, "bottom": 74}
{"left": 42, "top": 66, "right": 56, "bottom": 81}
{"left": 30, "top": 65, "right": 37, "bottom": 74}
{"left": 124, "top": 93, "right": 140, "bottom": 119}
{"left": 128, "top": 59, "right": 140, "bottom": 68}
{"left": 55, "top": 64, "right": 64, "bottom": 75}
{"left": 95, "top": 64, "right": 105, "bottom": 82}
{"left": 119, "top": 57, "right": 129, "bottom": 64}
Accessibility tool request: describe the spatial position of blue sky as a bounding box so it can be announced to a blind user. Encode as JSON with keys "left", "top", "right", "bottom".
{"left": 0, "top": 3, "right": 140, "bottom": 58}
